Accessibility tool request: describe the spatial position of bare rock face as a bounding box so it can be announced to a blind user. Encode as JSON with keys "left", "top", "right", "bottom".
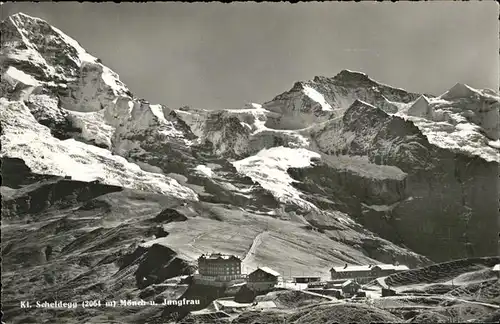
{"left": 293, "top": 100, "right": 498, "bottom": 261}
{"left": 2, "top": 178, "right": 122, "bottom": 218}
{"left": 57, "top": 62, "right": 121, "bottom": 113}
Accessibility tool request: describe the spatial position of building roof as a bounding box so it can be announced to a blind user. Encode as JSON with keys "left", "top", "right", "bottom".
{"left": 254, "top": 267, "right": 281, "bottom": 278}
{"left": 198, "top": 253, "right": 241, "bottom": 261}
{"left": 292, "top": 276, "right": 322, "bottom": 278}
{"left": 324, "top": 288, "right": 342, "bottom": 292}
{"left": 331, "top": 265, "right": 372, "bottom": 273}
{"left": 215, "top": 300, "right": 251, "bottom": 308}
{"left": 331, "top": 264, "right": 409, "bottom": 272}
{"left": 328, "top": 284, "right": 344, "bottom": 289}
{"left": 341, "top": 280, "right": 353, "bottom": 287}
{"left": 493, "top": 264, "right": 500, "bottom": 271}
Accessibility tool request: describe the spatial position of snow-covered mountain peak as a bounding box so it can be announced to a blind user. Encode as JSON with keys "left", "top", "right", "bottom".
{"left": 8, "top": 12, "right": 47, "bottom": 25}
{"left": 8, "top": 12, "right": 98, "bottom": 66}
{"left": 440, "top": 83, "right": 476, "bottom": 99}
{"left": 1, "top": 14, "right": 498, "bottom": 210}
{"left": 1, "top": 12, "right": 130, "bottom": 99}
{"left": 439, "top": 82, "right": 500, "bottom": 102}
{"left": 313, "top": 69, "right": 408, "bottom": 94}
{"left": 0, "top": 14, "right": 203, "bottom": 200}
{"left": 261, "top": 71, "right": 421, "bottom": 130}
{"left": 402, "top": 83, "right": 500, "bottom": 147}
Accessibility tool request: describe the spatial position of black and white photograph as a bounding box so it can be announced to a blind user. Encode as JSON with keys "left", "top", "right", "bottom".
{"left": 1, "top": 2, "right": 499, "bottom": 323}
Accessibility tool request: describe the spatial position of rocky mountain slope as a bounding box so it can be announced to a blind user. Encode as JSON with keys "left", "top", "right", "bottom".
{"left": 1, "top": 12, "right": 499, "bottom": 324}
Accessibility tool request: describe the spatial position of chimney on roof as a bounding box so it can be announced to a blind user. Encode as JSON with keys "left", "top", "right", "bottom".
{"left": 344, "top": 264, "right": 348, "bottom": 269}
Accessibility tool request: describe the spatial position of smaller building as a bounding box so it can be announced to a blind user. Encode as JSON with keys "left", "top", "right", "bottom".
{"left": 325, "top": 279, "right": 349, "bottom": 289}
{"left": 330, "top": 263, "right": 409, "bottom": 282}
{"left": 493, "top": 264, "right": 500, "bottom": 278}
{"left": 330, "top": 265, "right": 372, "bottom": 280}
{"left": 341, "top": 280, "right": 361, "bottom": 297}
{"left": 248, "top": 267, "right": 281, "bottom": 292}
{"left": 292, "top": 276, "right": 321, "bottom": 284}
{"left": 307, "top": 281, "right": 327, "bottom": 289}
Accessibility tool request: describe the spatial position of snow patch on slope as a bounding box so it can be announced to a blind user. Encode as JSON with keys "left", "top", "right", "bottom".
{"left": 488, "top": 140, "right": 500, "bottom": 149}
{"left": 173, "top": 109, "right": 209, "bottom": 138}
{"left": 303, "top": 85, "right": 333, "bottom": 111}
{"left": 118, "top": 101, "right": 193, "bottom": 145}
{"left": 176, "top": 104, "right": 310, "bottom": 155}
{"left": 65, "top": 109, "right": 115, "bottom": 149}
{"left": 394, "top": 85, "right": 500, "bottom": 162}
{"left": 232, "top": 147, "right": 320, "bottom": 209}
{"left": 403, "top": 116, "right": 500, "bottom": 162}
{"left": 439, "top": 83, "right": 487, "bottom": 101}
{"left": 0, "top": 98, "right": 198, "bottom": 201}
{"left": 4, "top": 66, "right": 40, "bottom": 87}
{"left": 384, "top": 95, "right": 412, "bottom": 111}
{"left": 226, "top": 104, "right": 311, "bottom": 147}
{"left": 226, "top": 104, "right": 271, "bottom": 134}
{"left": 149, "top": 104, "right": 167, "bottom": 123}
{"left": 99, "top": 65, "right": 130, "bottom": 96}
{"left": 249, "top": 103, "right": 263, "bottom": 109}
{"left": 194, "top": 165, "right": 213, "bottom": 178}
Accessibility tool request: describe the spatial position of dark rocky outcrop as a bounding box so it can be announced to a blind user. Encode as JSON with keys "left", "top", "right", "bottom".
{"left": 152, "top": 208, "right": 188, "bottom": 223}
{"left": 132, "top": 244, "right": 195, "bottom": 289}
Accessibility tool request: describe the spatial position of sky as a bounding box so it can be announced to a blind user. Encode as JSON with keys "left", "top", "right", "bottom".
{"left": 1, "top": 2, "right": 498, "bottom": 110}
